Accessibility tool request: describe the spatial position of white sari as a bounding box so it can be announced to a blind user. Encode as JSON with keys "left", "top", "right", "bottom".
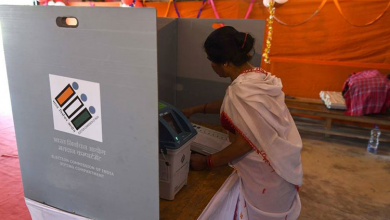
{"left": 198, "top": 68, "right": 303, "bottom": 220}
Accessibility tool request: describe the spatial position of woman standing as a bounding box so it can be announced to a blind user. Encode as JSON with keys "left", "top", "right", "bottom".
{"left": 183, "top": 26, "right": 303, "bottom": 220}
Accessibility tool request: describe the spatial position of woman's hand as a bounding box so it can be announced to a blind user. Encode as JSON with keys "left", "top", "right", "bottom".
{"left": 181, "top": 107, "right": 197, "bottom": 118}
{"left": 181, "top": 100, "right": 223, "bottom": 118}
{"left": 190, "top": 154, "right": 207, "bottom": 170}
{"left": 206, "top": 132, "right": 252, "bottom": 167}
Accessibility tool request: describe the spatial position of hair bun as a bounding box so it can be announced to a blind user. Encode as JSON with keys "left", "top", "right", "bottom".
{"left": 204, "top": 26, "right": 255, "bottom": 66}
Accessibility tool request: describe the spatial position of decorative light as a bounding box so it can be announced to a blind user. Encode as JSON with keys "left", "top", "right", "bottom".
{"left": 262, "top": 0, "right": 275, "bottom": 64}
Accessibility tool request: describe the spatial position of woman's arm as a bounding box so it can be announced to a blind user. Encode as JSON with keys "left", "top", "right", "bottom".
{"left": 190, "top": 131, "right": 253, "bottom": 170}
{"left": 181, "top": 100, "right": 223, "bottom": 118}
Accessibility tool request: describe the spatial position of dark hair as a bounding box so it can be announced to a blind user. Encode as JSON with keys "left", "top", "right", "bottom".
{"left": 204, "top": 26, "right": 255, "bottom": 66}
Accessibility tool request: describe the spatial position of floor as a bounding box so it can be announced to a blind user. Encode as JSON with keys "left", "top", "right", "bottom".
{"left": 0, "top": 114, "right": 31, "bottom": 220}
{"left": 1, "top": 114, "right": 390, "bottom": 220}
{"left": 298, "top": 132, "right": 390, "bottom": 220}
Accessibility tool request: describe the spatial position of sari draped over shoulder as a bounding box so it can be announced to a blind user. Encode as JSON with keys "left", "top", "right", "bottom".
{"left": 198, "top": 68, "right": 303, "bottom": 220}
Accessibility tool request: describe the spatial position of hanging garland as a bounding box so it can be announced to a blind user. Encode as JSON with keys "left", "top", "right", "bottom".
{"left": 164, "top": 0, "right": 172, "bottom": 17}
{"left": 161, "top": 0, "right": 389, "bottom": 63}
{"left": 200, "top": 0, "right": 389, "bottom": 27}
{"left": 273, "top": 0, "right": 390, "bottom": 27}
{"left": 165, "top": 0, "right": 180, "bottom": 18}
{"left": 261, "top": 0, "right": 389, "bottom": 63}
{"left": 244, "top": 0, "right": 256, "bottom": 19}
{"left": 274, "top": 0, "right": 327, "bottom": 26}
{"left": 196, "top": 0, "right": 224, "bottom": 27}
{"left": 197, "top": 0, "right": 207, "bottom": 18}
{"left": 333, "top": 0, "right": 390, "bottom": 27}
{"left": 262, "top": 0, "right": 275, "bottom": 64}
{"left": 209, "top": 0, "right": 221, "bottom": 19}
{"left": 173, "top": 0, "right": 181, "bottom": 18}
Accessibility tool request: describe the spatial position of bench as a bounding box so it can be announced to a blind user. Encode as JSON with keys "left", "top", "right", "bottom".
{"left": 285, "top": 97, "right": 390, "bottom": 143}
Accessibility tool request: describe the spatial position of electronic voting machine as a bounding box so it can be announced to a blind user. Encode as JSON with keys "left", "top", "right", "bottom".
{"left": 158, "top": 101, "right": 196, "bottom": 200}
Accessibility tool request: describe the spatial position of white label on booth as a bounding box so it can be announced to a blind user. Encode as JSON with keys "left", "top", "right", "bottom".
{"left": 49, "top": 74, "right": 103, "bottom": 142}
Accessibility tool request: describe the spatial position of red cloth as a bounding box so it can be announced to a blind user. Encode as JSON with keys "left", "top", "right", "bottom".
{"left": 0, "top": 114, "right": 32, "bottom": 220}
{"left": 220, "top": 112, "right": 236, "bottom": 134}
{"left": 343, "top": 70, "right": 390, "bottom": 116}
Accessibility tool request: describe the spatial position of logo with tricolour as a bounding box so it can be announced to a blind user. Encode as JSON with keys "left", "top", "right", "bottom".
{"left": 49, "top": 74, "right": 103, "bottom": 142}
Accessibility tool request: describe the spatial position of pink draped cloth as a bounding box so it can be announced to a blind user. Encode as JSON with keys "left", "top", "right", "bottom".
{"left": 343, "top": 69, "right": 390, "bottom": 116}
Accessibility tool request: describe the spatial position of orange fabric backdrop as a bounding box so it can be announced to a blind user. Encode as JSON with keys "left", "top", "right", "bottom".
{"left": 68, "top": 0, "right": 390, "bottom": 98}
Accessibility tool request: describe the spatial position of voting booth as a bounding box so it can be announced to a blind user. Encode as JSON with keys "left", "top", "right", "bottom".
{"left": 157, "top": 17, "right": 265, "bottom": 124}
{"left": 1, "top": 6, "right": 159, "bottom": 220}
{"left": 0, "top": 6, "right": 265, "bottom": 220}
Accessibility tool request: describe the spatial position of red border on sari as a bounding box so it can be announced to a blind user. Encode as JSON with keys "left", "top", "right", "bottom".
{"left": 238, "top": 67, "right": 268, "bottom": 75}
{"left": 221, "top": 111, "right": 273, "bottom": 170}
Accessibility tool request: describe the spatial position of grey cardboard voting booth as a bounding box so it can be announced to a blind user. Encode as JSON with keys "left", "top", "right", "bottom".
{"left": 158, "top": 18, "right": 265, "bottom": 124}
{"left": 157, "top": 18, "right": 177, "bottom": 105}
{"left": 1, "top": 6, "right": 159, "bottom": 220}
{"left": 1, "top": 6, "right": 264, "bottom": 220}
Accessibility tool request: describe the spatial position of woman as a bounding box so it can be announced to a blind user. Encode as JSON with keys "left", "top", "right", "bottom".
{"left": 183, "top": 26, "right": 303, "bottom": 220}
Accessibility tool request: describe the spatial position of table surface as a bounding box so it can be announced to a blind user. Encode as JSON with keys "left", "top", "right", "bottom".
{"left": 159, "top": 122, "right": 233, "bottom": 220}
{"left": 159, "top": 164, "right": 232, "bottom": 220}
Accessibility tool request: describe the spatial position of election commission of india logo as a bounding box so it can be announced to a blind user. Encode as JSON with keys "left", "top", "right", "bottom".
{"left": 49, "top": 74, "right": 103, "bottom": 142}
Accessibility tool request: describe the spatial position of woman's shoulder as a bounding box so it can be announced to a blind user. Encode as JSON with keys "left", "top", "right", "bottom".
{"left": 239, "top": 67, "right": 268, "bottom": 75}
{"left": 232, "top": 69, "right": 269, "bottom": 87}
